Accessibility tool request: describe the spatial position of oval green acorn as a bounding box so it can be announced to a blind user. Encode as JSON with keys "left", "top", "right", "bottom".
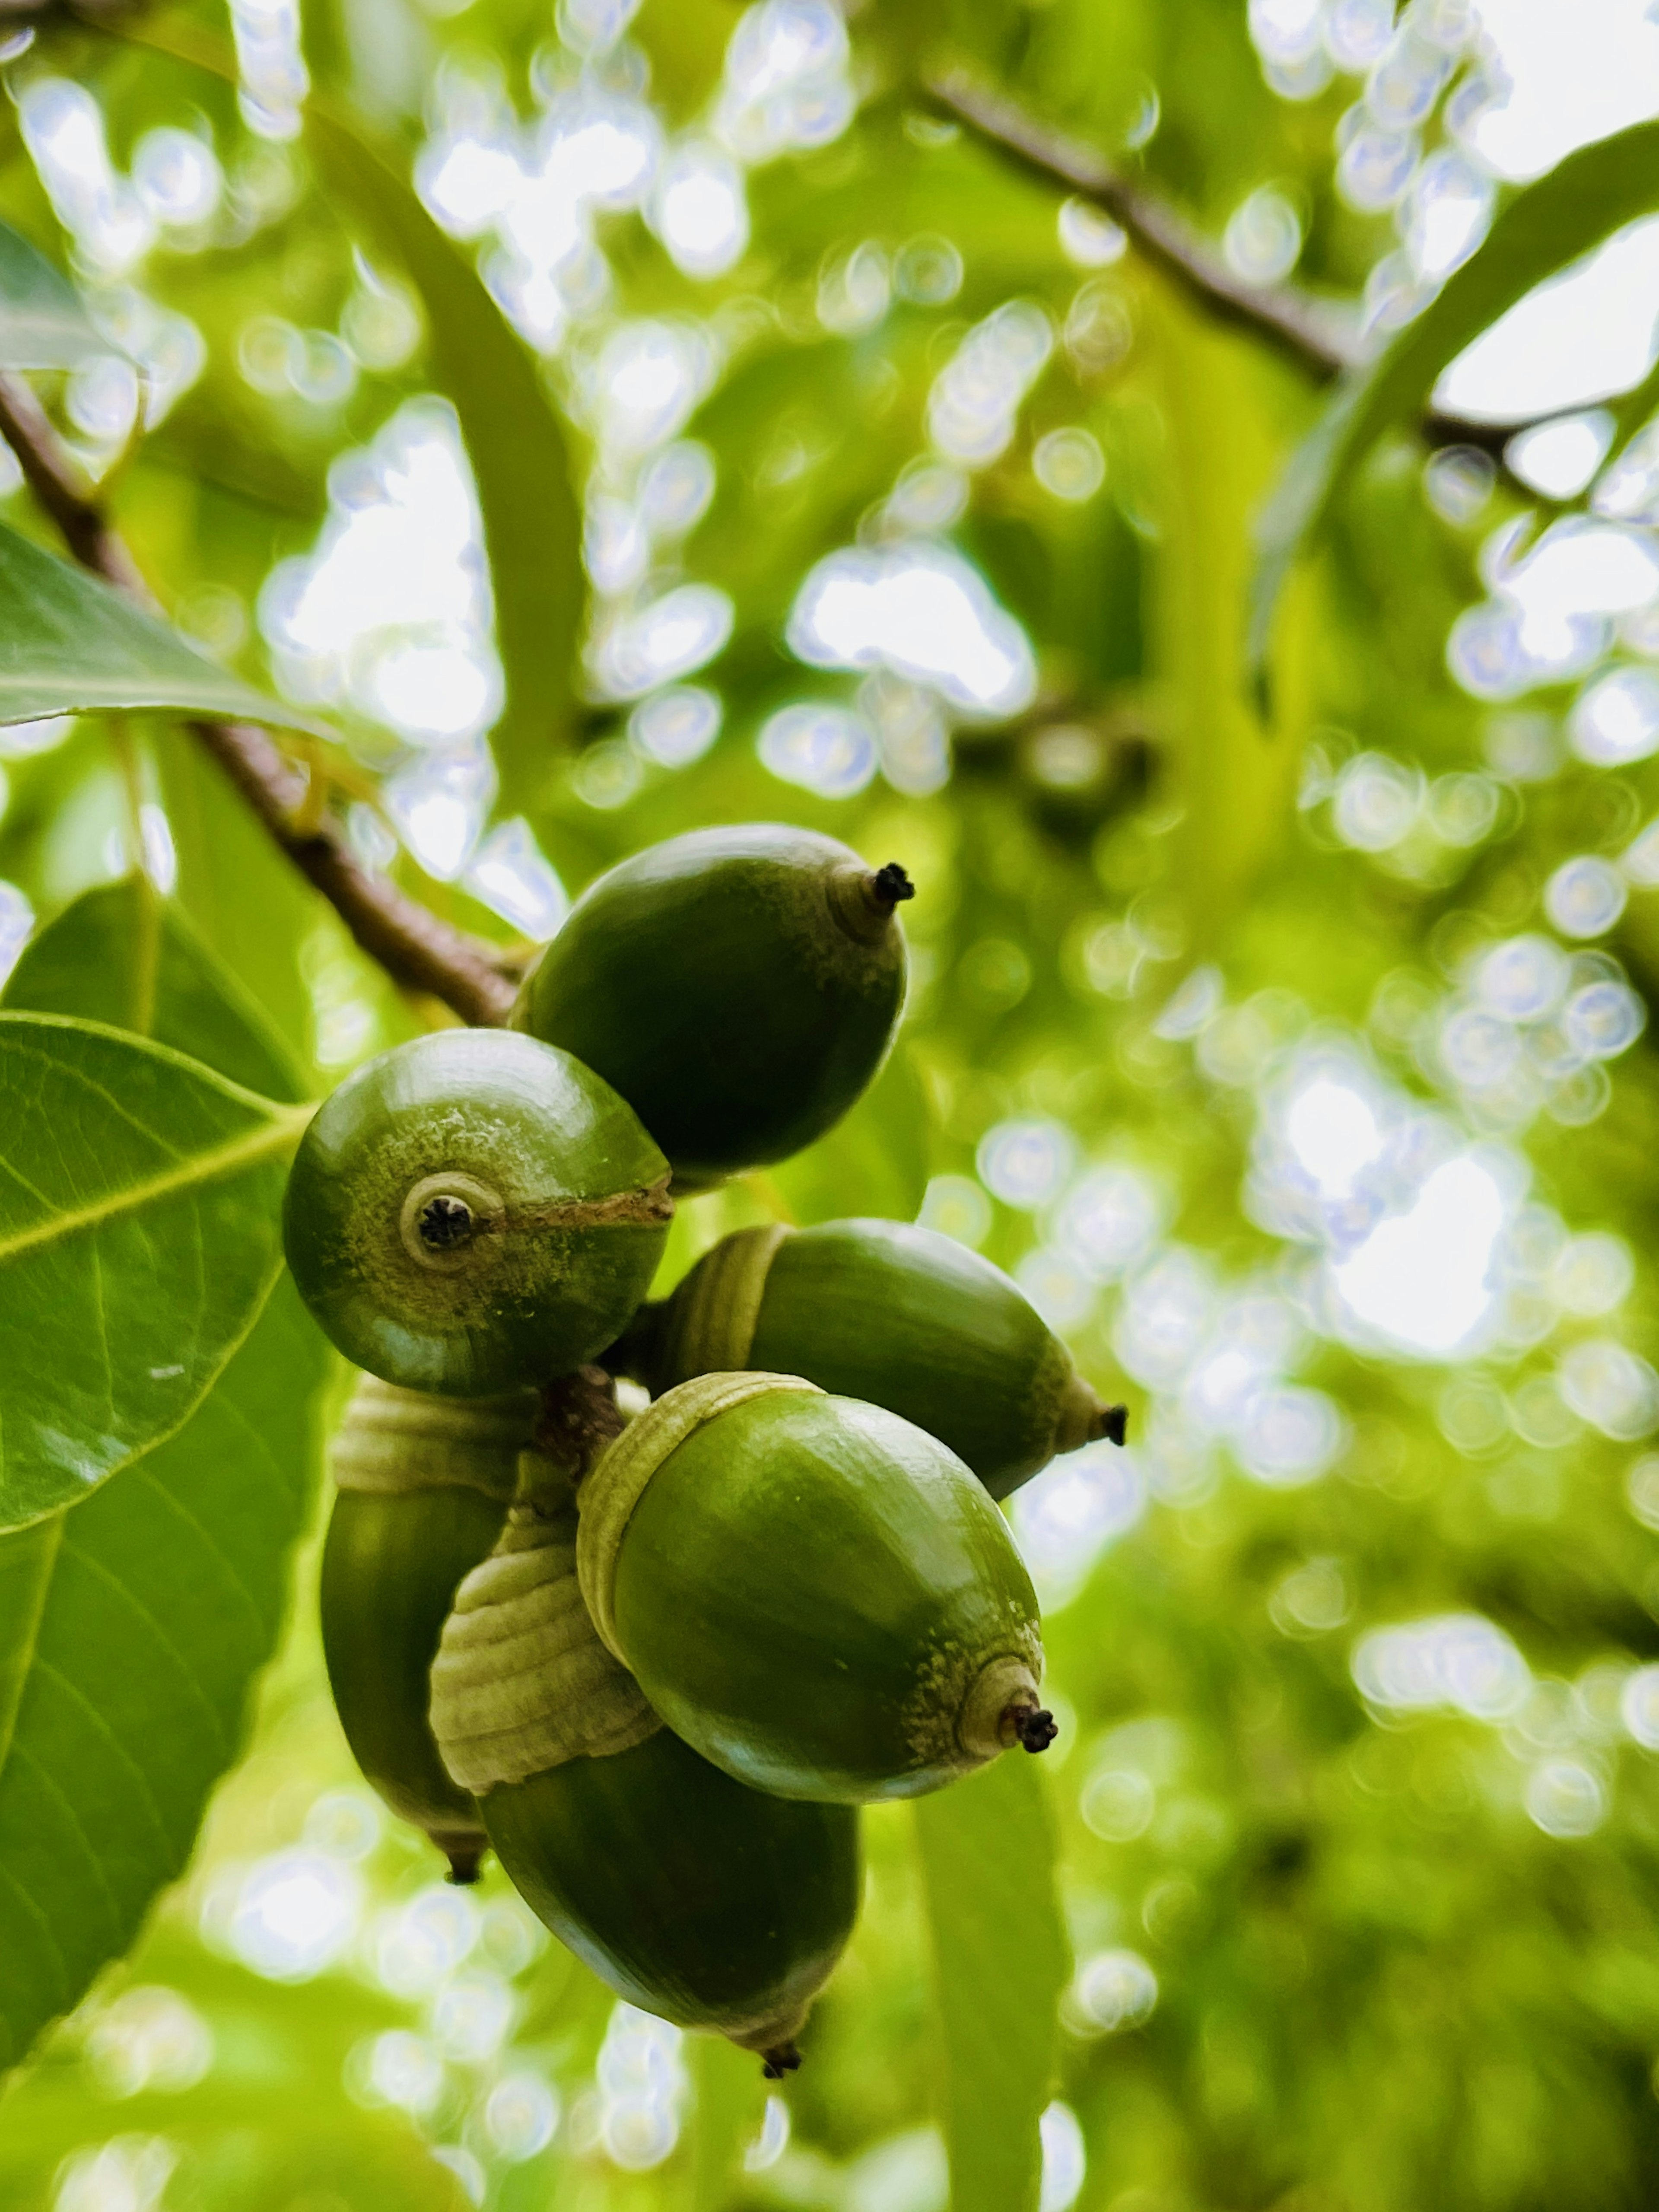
{"left": 431, "top": 1463, "right": 858, "bottom": 2072}
{"left": 616, "top": 1218, "right": 1127, "bottom": 1500}
{"left": 321, "top": 1375, "right": 536, "bottom": 1881}
{"left": 284, "top": 1028, "right": 671, "bottom": 1395}
{"left": 515, "top": 825, "right": 912, "bottom": 1190}
{"left": 575, "top": 1373, "right": 1054, "bottom": 1805}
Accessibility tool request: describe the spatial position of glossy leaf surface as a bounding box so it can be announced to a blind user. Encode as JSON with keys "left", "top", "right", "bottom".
{"left": 0, "top": 1277, "right": 327, "bottom": 2071}
{"left": 0, "top": 520, "right": 325, "bottom": 733}
{"left": 0, "top": 1014, "right": 306, "bottom": 1528}
{"left": 2, "top": 878, "right": 307, "bottom": 1104}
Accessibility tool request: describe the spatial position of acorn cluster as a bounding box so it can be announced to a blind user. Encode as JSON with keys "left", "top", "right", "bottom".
{"left": 285, "top": 824, "right": 1127, "bottom": 2077}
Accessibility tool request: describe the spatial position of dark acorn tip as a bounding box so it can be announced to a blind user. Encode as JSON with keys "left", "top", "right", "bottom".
{"left": 419, "top": 1194, "right": 476, "bottom": 1251}
{"left": 761, "top": 2041, "right": 802, "bottom": 2080}
{"left": 1101, "top": 1402, "right": 1129, "bottom": 1448}
{"left": 1010, "top": 1706, "right": 1059, "bottom": 1755}
{"left": 869, "top": 861, "right": 915, "bottom": 911}
{"left": 442, "top": 1843, "right": 485, "bottom": 1885}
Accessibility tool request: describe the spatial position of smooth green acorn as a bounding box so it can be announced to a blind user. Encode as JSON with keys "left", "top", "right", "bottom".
{"left": 616, "top": 1217, "right": 1128, "bottom": 1500}
{"left": 514, "top": 825, "right": 912, "bottom": 1190}
{"left": 431, "top": 1462, "right": 858, "bottom": 2073}
{"left": 321, "top": 1375, "right": 536, "bottom": 1881}
{"left": 284, "top": 1028, "right": 671, "bottom": 1395}
{"left": 576, "top": 1373, "right": 1054, "bottom": 1805}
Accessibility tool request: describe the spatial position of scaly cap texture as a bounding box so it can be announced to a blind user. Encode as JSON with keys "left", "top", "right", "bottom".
{"left": 430, "top": 1447, "right": 659, "bottom": 1791}
{"left": 328, "top": 1373, "right": 537, "bottom": 1499}
{"left": 661, "top": 1223, "right": 791, "bottom": 1380}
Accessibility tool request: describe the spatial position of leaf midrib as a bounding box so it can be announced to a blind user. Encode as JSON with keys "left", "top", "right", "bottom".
{"left": 0, "top": 1106, "right": 310, "bottom": 1267}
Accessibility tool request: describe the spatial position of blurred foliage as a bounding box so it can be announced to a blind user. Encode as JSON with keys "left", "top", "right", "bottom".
{"left": 3, "top": 2, "right": 1659, "bottom": 2211}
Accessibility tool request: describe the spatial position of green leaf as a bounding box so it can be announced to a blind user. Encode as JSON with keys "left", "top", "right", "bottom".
{"left": 688, "top": 2034, "right": 768, "bottom": 2210}
{"left": 0, "top": 220, "right": 105, "bottom": 371}
{"left": 912, "top": 1752, "right": 1070, "bottom": 2212}
{"left": 1149, "top": 297, "right": 1315, "bottom": 948}
{"left": 0, "top": 518, "right": 327, "bottom": 735}
{"left": 124, "top": 16, "right": 584, "bottom": 816}
{"left": 157, "top": 735, "right": 327, "bottom": 1082}
{"left": 1250, "top": 116, "right": 1659, "bottom": 684}
{"left": 2, "top": 878, "right": 307, "bottom": 1104}
{"left": 0, "top": 1013, "right": 309, "bottom": 1529}
{"left": 0, "top": 1277, "right": 327, "bottom": 2074}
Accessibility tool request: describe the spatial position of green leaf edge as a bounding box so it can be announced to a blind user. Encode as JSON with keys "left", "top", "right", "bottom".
{"left": 1249, "top": 116, "right": 1659, "bottom": 692}
{"left": 0, "top": 218, "right": 106, "bottom": 372}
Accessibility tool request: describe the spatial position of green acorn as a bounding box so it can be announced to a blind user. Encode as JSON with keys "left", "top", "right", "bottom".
{"left": 575, "top": 1372, "right": 1054, "bottom": 1805}
{"left": 616, "top": 1217, "right": 1127, "bottom": 1500}
{"left": 514, "top": 825, "right": 912, "bottom": 1190}
{"left": 430, "top": 1455, "right": 858, "bottom": 2073}
{"left": 321, "top": 1375, "right": 536, "bottom": 1881}
{"left": 284, "top": 1028, "right": 671, "bottom": 1395}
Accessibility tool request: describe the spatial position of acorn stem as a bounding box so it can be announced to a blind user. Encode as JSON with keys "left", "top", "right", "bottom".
{"left": 1007, "top": 1705, "right": 1059, "bottom": 1754}
{"left": 1100, "top": 1403, "right": 1129, "bottom": 1447}
{"left": 761, "top": 2041, "right": 802, "bottom": 2079}
{"left": 534, "top": 1366, "right": 627, "bottom": 1488}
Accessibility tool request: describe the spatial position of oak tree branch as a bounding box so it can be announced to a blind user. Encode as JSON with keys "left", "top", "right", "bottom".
{"left": 0, "top": 372, "right": 517, "bottom": 1028}
{"left": 923, "top": 67, "right": 1519, "bottom": 461}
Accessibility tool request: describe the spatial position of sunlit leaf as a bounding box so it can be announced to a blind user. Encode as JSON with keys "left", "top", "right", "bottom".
{"left": 912, "top": 1751, "right": 1069, "bottom": 2212}
{"left": 157, "top": 735, "right": 334, "bottom": 1082}
{"left": 0, "top": 519, "right": 327, "bottom": 734}
{"left": 3, "top": 878, "right": 307, "bottom": 1104}
{"left": 688, "top": 2034, "right": 768, "bottom": 2210}
{"left": 124, "top": 16, "right": 585, "bottom": 817}
{"left": 0, "top": 1277, "right": 327, "bottom": 2074}
{"left": 0, "top": 219, "right": 105, "bottom": 370}
{"left": 1249, "top": 115, "right": 1659, "bottom": 684}
{"left": 1148, "top": 296, "right": 1314, "bottom": 949}
{"left": 0, "top": 1014, "right": 308, "bottom": 1529}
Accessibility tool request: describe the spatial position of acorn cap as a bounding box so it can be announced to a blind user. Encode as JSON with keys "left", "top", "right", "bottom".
{"left": 430, "top": 1449, "right": 659, "bottom": 1792}
{"left": 638, "top": 1217, "right": 1129, "bottom": 1500}
{"left": 576, "top": 1371, "right": 823, "bottom": 1662}
{"left": 654, "top": 1223, "right": 790, "bottom": 1378}
{"left": 329, "top": 1373, "right": 539, "bottom": 1499}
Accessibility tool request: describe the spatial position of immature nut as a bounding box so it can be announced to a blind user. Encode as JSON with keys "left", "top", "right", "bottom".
{"left": 435, "top": 1467, "right": 860, "bottom": 2067}
{"left": 284, "top": 1028, "right": 672, "bottom": 1396}
{"left": 615, "top": 1216, "right": 1128, "bottom": 1500}
{"left": 320, "top": 1374, "right": 540, "bottom": 1881}
{"left": 515, "top": 824, "right": 912, "bottom": 1191}
{"left": 576, "top": 1372, "right": 1052, "bottom": 1803}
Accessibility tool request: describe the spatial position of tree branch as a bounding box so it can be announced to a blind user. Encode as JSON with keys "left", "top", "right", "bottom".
{"left": 923, "top": 66, "right": 1520, "bottom": 461}
{"left": 0, "top": 372, "right": 518, "bottom": 1028}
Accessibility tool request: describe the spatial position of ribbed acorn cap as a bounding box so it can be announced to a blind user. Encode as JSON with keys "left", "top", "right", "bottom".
{"left": 658, "top": 1223, "right": 791, "bottom": 1381}
{"left": 329, "top": 1373, "right": 537, "bottom": 1499}
{"left": 430, "top": 1448, "right": 659, "bottom": 1792}
{"left": 576, "top": 1372, "right": 824, "bottom": 1662}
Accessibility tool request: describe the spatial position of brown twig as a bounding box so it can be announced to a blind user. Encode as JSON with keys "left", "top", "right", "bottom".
{"left": 923, "top": 66, "right": 1521, "bottom": 461}
{"left": 0, "top": 372, "right": 518, "bottom": 1028}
